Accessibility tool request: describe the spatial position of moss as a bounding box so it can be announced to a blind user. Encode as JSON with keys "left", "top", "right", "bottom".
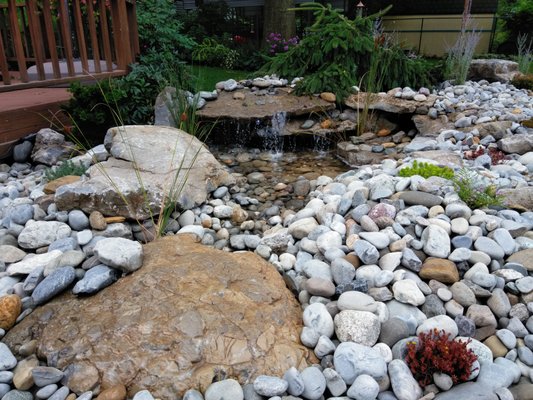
{"left": 398, "top": 160, "right": 454, "bottom": 180}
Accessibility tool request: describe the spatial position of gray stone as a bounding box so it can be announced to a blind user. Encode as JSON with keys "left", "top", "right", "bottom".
{"left": 474, "top": 237, "right": 505, "bottom": 260}
{"left": 1, "top": 390, "right": 34, "bottom": 400}
{"left": 32, "top": 366, "right": 64, "bottom": 387}
{"left": 253, "top": 375, "right": 288, "bottom": 397}
{"left": 398, "top": 191, "right": 442, "bottom": 207}
{"left": 303, "top": 303, "right": 334, "bottom": 338}
{"left": 132, "top": 390, "right": 155, "bottom": 400}
{"left": 434, "top": 382, "right": 498, "bottom": 400}
{"left": 334, "top": 310, "right": 380, "bottom": 346}
{"left": 401, "top": 248, "right": 422, "bottom": 272}
{"left": 94, "top": 238, "right": 143, "bottom": 273}
{"left": 18, "top": 221, "right": 72, "bottom": 249}
{"left": 205, "top": 379, "right": 243, "bottom": 400}
{"left": 323, "top": 368, "right": 347, "bottom": 397}
{"left": 347, "top": 374, "right": 379, "bottom": 400}
{"left": 487, "top": 288, "right": 511, "bottom": 318}
{"left": 353, "top": 240, "right": 379, "bottom": 265}
{"left": 68, "top": 210, "right": 90, "bottom": 231}
{"left": 333, "top": 342, "right": 387, "bottom": 385}
{"left": 516, "top": 276, "right": 533, "bottom": 294}
{"left": 331, "top": 258, "right": 356, "bottom": 285}
{"left": 0, "top": 343, "right": 17, "bottom": 370}
{"left": 422, "top": 225, "right": 450, "bottom": 258}
{"left": 476, "top": 361, "right": 516, "bottom": 390}
{"left": 36, "top": 384, "right": 59, "bottom": 399}
{"left": 450, "top": 281, "right": 476, "bottom": 307}
{"left": 48, "top": 386, "right": 69, "bottom": 400}
{"left": 388, "top": 359, "right": 423, "bottom": 400}
{"left": 366, "top": 174, "right": 395, "bottom": 200}
{"left": 283, "top": 367, "right": 304, "bottom": 397}
{"left": 337, "top": 291, "right": 376, "bottom": 312}
{"left": 9, "top": 204, "right": 33, "bottom": 226}
{"left": 300, "top": 366, "right": 326, "bottom": 400}
{"left": 379, "top": 317, "right": 411, "bottom": 347}
{"left": 13, "top": 141, "right": 33, "bottom": 162}
{"left": 31, "top": 266, "right": 76, "bottom": 306}
{"left": 392, "top": 279, "right": 425, "bottom": 306}
{"left": 417, "top": 315, "right": 458, "bottom": 338}
{"left": 49, "top": 237, "right": 78, "bottom": 253}
{"left": 518, "top": 346, "right": 533, "bottom": 366}
{"left": 491, "top": 228, "right": 516, "bottom": 256}
{"left": 72, "top": 265, "right": 120, "bottom": 295}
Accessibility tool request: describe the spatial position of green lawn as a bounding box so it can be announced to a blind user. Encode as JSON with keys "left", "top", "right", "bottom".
{"left": 189, "top": 65, "right": 250, "bottom": 92}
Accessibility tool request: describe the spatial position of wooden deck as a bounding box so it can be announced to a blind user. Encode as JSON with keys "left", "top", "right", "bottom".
{"left": 0, "top": 87, "right": 72, "bottom": 158}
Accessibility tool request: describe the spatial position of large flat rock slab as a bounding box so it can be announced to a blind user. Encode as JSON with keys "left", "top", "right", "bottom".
{"left": 345, "top": 92, "right": 437, "bottom": 114}
{"left": 197, "top": 88, "right": 335, "bottom": 121}
{"left": 3, "top": 235, "right": 313, "bottom": 398}
{"left": 54, "top": 126, "right": 235, "bottom": 220}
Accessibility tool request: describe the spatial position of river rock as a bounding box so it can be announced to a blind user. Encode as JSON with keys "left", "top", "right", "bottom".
{"left": 334, "top": 310, "right": 380, "bottom": 346}
{"left": 3, "top": 235, "right": 312, "bottom": 398}
{"left": 0, "top": 294, "right": 21, "bottom": 331}
{"left": 93, "top": 238, "right": 143, "bottom": 273}
{"left": 419, "top": 258, "right": 459, "bottom": 283}
{"left": 422, "top": 225, "right": 450, "bottom": 258}
{"left": 31, "top": 266, "right": 76, "bottom": 306}
{"left": 388, "top": 359, "right": 423, "bottom": 400}
{"left": 333, "top": 342, "right": 387, "bottom": 384}
{"left": 72, "top": 265, "right": 121, "bottom": 295}
{"left": 54, "top": 126, "right": 235, "bottom": 220}
{"left": 18, "top": 221, "right": 71, "bottom": 249}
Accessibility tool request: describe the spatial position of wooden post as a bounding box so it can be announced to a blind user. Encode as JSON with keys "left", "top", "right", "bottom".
{"left": 0, "top": 30, "right": 11, "bottom": 85}
{"left": 99, "top": 0, "right": 113, "bottom": 71}
{"left": 8, "top": 0, "right": 29, "bottom": 82}
{"left": 42, "top": 0, "right": 61, "bottom": 79}
{"left": 86, "top": 0, "right": 101, "bottom": 73}
{"left": 58, "top": 0, "right": 75, "bottom": 76}
{"left": 26, "top": 0, "right": 46, "bottom": 80}
{"left": 111, "top": 0, "right": 132, "bottom": 70}
{"left": 72, "top": 0, "right": 89, "bottom": 74}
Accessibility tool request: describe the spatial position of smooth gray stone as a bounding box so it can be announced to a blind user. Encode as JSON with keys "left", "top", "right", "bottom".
{"left": 22, "top": 266, "right": 44, "bottom": 292}
{"left": 205, "top": 379, "right": 243, "bottom": 400}
{"left": 1, "top": 390, "right": 34, "bottom": 400}
{"left": 32, "top": 367, "right": 64, "bottom": 387}
{"left": 67, "top": 210, "right": 90, "bottom": 231}
{"left": 388, "top": 359, "right": 422, "bottom": 400}
{"left": 49, "top": 237, "right": 78, "bottom": 252}
{"left": 300, "top": 366, "right": 326, "bottom": 400}
{"left": 0, "top": 371, "right": 13, "bottom": 384}
{"left": 72, "top": 265, "right": 121, "bottom": 295}
{"left": 333, "top": 342, "right": 387, "bottom": 385}
{"left": 242, "top": 384, "right": 261, "bottom": 400}
{"left": 283, "top": 367, "right": 304, "bottom": 397}
{"left": 31, "top": 266, "right": 76, "bottom": 306}
{"left": 347, "top": 374, "right": 379, "bottom": 400}
{"left": 434, "top": 382, "right": 498, "bottom": 399}
{"left": 132, "top": 390, "right": 155, "bottom": 400}
{"left": 476, "top": 361, "right": 516, "bottom": 390}
{"left": 36, "top": 384, "right": 58, "bottom": 399}
{"left": 517, "top": 346, "right": 533, "bottom": 366}
{"left": 353, "top": 240, "right": 379, "bottom": 265}
{"left": 48, "top": 386, "right": 69, "bottom": 400}
{"left": 253, "top": 375, "right": 288, "bottom": 397}
{"left": 9, "top": 204, "right": 34, "bottom": 226}
{"left": 0, "top": 343, "right": 17, "bottom": 370}
{"left": 0, "top": 384, "right": 11, "bottom": 399}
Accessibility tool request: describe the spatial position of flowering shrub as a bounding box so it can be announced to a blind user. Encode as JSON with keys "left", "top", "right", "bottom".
{"left": 266, "top": 32, "right": 299, "bottom": 55}
{"left": 405, "top": 329, "right": 478, "bottom": 387}
{"left": 464, "top": 146, "right": 508, "bottom": 165}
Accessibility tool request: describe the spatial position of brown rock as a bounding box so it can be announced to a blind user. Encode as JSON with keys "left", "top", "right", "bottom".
{"left": 344, "top": 253, "right": 361, "bottom": 268}
{"left": 305, "top": 277, "right": 336, "bottom": 297}
{"left": 320, "top": 92, "right": 336, "bottom": 102}
{"left": 12, "top": 355, "right": 39, "bottom": 390}
{"left": 96, "top": 384, "right": 127, "bottom": 400}
{"left": 419, "top": 258, "right": 459, "bottom": 284}
{"left": 474, "top": 325, "right": 497, "bottom": 342}
{"left": 65, "top": 394, "right": 77, "bottom": 400}
{"left": 484, "top": 335, "right": 508, "bottom": 358}
{"left": 4, "top": 235, "right": 312, "bottom": 398}
{"left": 507, "top": 248, "right": 533, "bottom": 272}
{"left": 0, "top": 294, "right": 22, "bottom": 330}
{"left": 89, "top": 211, "right": 107, "bottom": 230}
{"left": 233, "top": 92, "right": 246, "bottom": 100}
{"left": 43, "top": 175, "right": 81, "bottom": 194}
{"left": 104, "top": 216, "right": 126, "bottom": 224}
{"left": 377, "top": 128, "right": 391, "bottom": 137}
{"left": 198, "top": 88, "right": 334, "bottom": 120}
{"left": 510, "top": 383, "right": 533, "bottom": 400}
{"left": 320, "top": 119, "right": 333, "bottom": 129}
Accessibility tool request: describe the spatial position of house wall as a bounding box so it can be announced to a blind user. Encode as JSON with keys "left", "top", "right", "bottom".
{"left": 382, "top": 13, "right": 496, "bottom": 57}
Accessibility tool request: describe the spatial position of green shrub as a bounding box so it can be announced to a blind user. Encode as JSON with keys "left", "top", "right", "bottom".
{"left": 44, "top": 160, "right": 88, "bottom": 182}
{"left": 453, "top": 169, "right": 504, "bottom": 209}
{"left": 258, "top": 3, "right": 430, "bottom": 101}
{"left": 511, "top": 73, "right": 533, "bottom": 90}
{"left": 192, "top": 38, "right": 239, "bottom": 69}
{"left": 398, "top": 161, "right": 454, "bottom": 180}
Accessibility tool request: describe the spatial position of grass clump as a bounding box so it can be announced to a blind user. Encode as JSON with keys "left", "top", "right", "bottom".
{"left": 44, "top": 160, "right": 88, "bottom": 182}
{"left": 453, "top": 169, "right": 504, "bottom": 209}
{"left": 398, "top": 161, "right": 454, "bottom": 180}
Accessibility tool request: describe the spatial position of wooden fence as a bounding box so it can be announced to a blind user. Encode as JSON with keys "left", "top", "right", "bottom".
{"left": 0, "top": 0, "right": 139, "bottom": 92}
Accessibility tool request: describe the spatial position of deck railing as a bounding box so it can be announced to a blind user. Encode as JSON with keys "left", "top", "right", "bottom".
{"left": 0, "top": 0, "right": 138, "bottom": 92}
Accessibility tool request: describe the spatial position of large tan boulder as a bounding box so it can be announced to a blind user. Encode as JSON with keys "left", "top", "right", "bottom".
{"left": 54, "top": 126, "right": 235, "bottom": 220}
{"left": 468, "top": 59, "right": 520, "bottom": 83}
{"left": 3, "top": 235, "right": 312, "bottom": 398}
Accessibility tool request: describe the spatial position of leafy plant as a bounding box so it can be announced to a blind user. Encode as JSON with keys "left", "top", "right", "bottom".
{"left": 136, "top": 0, "right": 195, "bottom": 55}
{"left": 398, "top": 160, "right": 455, "bottom": 180}
{"left": 405, "top": 329, "right": 478, "bottom": 388}
{"left": 192, "top": 38, "right": 239, "bottom": 69}
{"left": 44, "top": 160, "right": 88, "bottom": 182}
{"left": 453, "top": 169, "right": 504, "bottom": 209}
{"left": 258, "top": 3, "right": 430, "bottom": 101}
{"left": 495, "top": 0, "right": 533, "bottom": 54}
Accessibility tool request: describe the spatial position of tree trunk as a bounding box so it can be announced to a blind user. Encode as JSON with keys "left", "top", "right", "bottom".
{"left": 262, "top": 0, "right": 296, "bottom": 47}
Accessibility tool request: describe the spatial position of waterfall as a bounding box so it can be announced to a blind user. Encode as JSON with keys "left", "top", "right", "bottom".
{"left": 256, "top": 111, "right": 287, "bottom": 156}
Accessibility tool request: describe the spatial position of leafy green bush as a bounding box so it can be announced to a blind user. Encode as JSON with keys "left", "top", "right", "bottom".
{"left": 495, "top": 0, "right": 533, "bottom": 54}
{"left": 398, "top": 161, "right": 454, "bottom": 180}
{"left": 453, "top": 169, "right": 504, "bottom": 209}
{"left": 258, "top": 3, "right": 430, "bottom": 101}
{"left": 137, "top": 0, "right": 195, "bottom": 55}
{"left": 192, "top": 38, "right": 239, "bottom": 69}
{"left": 44, "top": 160, "right": 88, "bottom": 182}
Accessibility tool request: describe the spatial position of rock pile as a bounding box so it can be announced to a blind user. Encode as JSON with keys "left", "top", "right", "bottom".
{"left": 0, "top": 79, "right": 532, "bottom": 400}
